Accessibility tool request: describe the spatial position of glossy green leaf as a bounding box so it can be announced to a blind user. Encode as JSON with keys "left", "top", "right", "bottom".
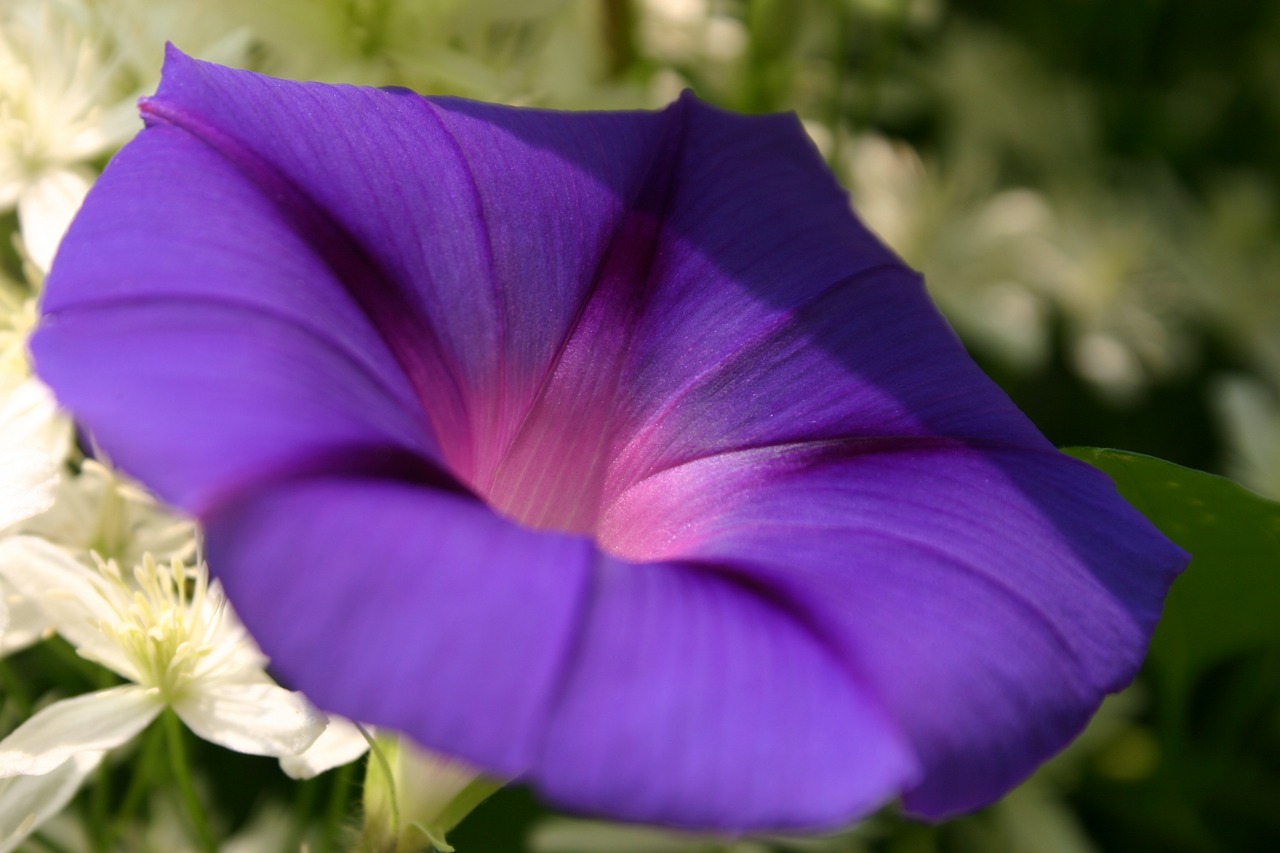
{"left": 1064, "top": 447, "right": 1280, "bottom": 685}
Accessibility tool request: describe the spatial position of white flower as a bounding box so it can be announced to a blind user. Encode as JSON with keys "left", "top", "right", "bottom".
{"left": 0, "top": 380, "right": 64, "bottom": 535}
{"left": 2, "top": 458, "right": 191, "bottom": 656}
{"left": 0, "top": 0, "right": 251, "bottom": 273}
{"left": 0, "top": 378, "right": 67, "bottom": 655}
{"left": 0, "top": 0, "right": 135, "bottom": 272}
{"left": 0, "top": 284, "right": 39, "bottom": 384}
{"left": 15, "top": 459, "right": 195, "bottom": 567}
{"left": 0, "top": 538, "right": 324, "bottom": 847}
{"left": 0, "top": 274, "right": 73, "bottom": 656}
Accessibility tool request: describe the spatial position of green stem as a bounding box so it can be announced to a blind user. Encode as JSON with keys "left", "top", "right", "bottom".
{"left": 162, "top": 709, "right": 216, "bottom": 853}
{"left": 111, "top": 720, "right": 167, "bottom": 843}
{"left": 89, "top": 758, "right": 110, "bottom": 852}
{"left": 286, "top": 776, "right": 320, "bottom": 852}
{"left": 319, "top": 760, "right": 358, "bottom": 853}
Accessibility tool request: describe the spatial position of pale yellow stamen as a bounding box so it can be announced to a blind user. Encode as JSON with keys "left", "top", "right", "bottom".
{"left": 91, "top": 553, "right": 232, "bottom": 702}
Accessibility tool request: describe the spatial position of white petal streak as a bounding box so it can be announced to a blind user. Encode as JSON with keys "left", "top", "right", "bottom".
{"left": 0, "top": 750, "right": 104, "bottom": 853}
{"left": 0, "top": 536, "right": 136, "bottom": 678}
{"left": 280, "top": 715, "right": 370, "bottom": 779}
{"left": 0, "top": 686, "right": 158, "bottom": 777}
{"left": 174, "top": 680, "right": 325, "bottom": 758}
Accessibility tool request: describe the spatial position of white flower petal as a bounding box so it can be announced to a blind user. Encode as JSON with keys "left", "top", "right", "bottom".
{"left": 0, "top": 536, "right": 136, "bottom": 678}
{"left": 0, "top": 447, "right": 57, "bottom": 532}
{"left": 0, "top": 379, "right": 67, "bottom": 531}
{"left": 279, "top": 715, "right": 370, "bottom": 780}
{"left": 0, "top": 750, "right": 104, "bottom": 853}
{"left": 0, "top": 686, "right": 158, "bottom": 777}
{"left": 16, "top": 169, "right": 93, "bottom": 274}
{"left": 0, "top": 379, "right": 67, "bottom": 458}
{"left": 0, "top": 581, "right": 51, "bottom": 656}
{"left": 174, "top": 680, "right": 325, "bottom": 758}
{"left": 15, "top": 458, "right": 197, "bottom": 569}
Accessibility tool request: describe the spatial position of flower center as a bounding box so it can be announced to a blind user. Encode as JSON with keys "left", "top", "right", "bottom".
{"left": 93, "top": 554, "right": 227, "bottom": 701}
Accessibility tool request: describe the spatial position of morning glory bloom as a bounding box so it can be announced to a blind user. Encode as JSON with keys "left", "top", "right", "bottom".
{"left": 32, "top": 48, "right": 1186, "bottom": 830}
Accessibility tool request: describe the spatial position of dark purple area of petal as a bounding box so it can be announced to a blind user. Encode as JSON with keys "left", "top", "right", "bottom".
{"left": 32, "top": 47, "right": 1188, "bottom": 830}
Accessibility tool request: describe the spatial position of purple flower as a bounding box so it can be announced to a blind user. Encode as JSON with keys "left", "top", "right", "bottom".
{"left": 33, "top": 48, "right": 1186, "bottom": 831}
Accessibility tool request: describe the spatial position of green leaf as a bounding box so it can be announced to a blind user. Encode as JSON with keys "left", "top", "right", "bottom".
{"left": 1063, "top": 447, "right": 1280, "bottom": 685}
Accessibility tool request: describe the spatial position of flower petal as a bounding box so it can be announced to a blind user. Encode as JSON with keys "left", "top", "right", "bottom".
{"left": 601, "top": 440, "right": 1185, "bottom": 816}
{"left": 0, "top": 686, "right": 158, "bottom": 777}
{"left": 0, "top": 750, "right": 104, "bottom": 853}
{"left": 278, "top": 715, "right": 369, "bottom": 780}
{"left": 0, "top": 536, "right": 137, "bottom": 679}
{"left": 32, "top": 48, "right": 939, "bottom": 531}
{"left": 534, "top": 556, "right": 917, "bottom": 829}
{"left": 0, "top": 378, "right": 66, "bottom": 531}
{"left": 0, "top": 581, "right": 50, "bottom": 656}
{"left": 17, "top": 168, "right": 92, "bottom": 274}
{"left": 35, "top": 47, "right": 671, "bottom": 510}
{"left": 203, "top": 476, "right": 917, "bottom": 830}
{"left": 33, "top": 118, "right": 443, "bottom": 514}
{"left": 202, "top": 477, "right": 592, "bottom": 777}
{"left": 603, "top": 264, "right": 1046, "bottom": 503}
{"left": 173, "top": 680, "right": 325, "bottom": 758}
